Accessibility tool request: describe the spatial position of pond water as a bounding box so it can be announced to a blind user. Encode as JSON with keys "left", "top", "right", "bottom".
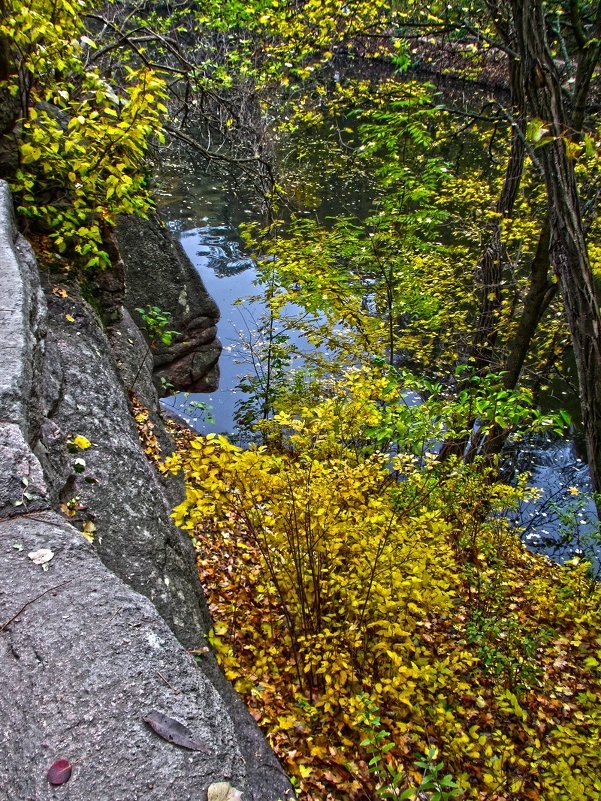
{"left": 156, "top": 160, "right": 599, "bottom": 569}
{"left": 512, "top": 437, "right": 598, "bottom": 567}
{"left": 162, "top": 222, "right": 260, "bottom": 434}
{"left": 158, "top": 166, "right": 324, "bottom": 438}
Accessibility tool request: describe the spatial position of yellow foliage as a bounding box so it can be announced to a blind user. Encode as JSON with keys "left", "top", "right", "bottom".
{"left": 167, "top": 387, "right": 601, "bottom": 801}
{"left": 130, "top": 395, "right": 162, "bottom": 466}
{"left": 2, "top": 0, "right": 167, "bottom": 269}
{"left": 69, "top": 435, "right": 92, "bottom": 450}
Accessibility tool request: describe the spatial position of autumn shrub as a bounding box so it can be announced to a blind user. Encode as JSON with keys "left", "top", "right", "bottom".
{"left": 166, "top": 417, "right": 459, "bottom": 698}
{"left": 165, "top": 422, "right": 464, "bottom": 797}
{"left": 1, "top": 0, "right": 167, "bottom": 269}
{"left": 165, "top": 373, "right": 601, "bottom": 800}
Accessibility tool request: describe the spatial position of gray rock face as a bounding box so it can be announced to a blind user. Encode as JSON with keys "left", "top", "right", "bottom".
{"left": 0, "top": 183, "right": 50, "bottom": 518}
{"left": 35, "top": 280, "right": 212, "bottom": 649}
{"left": 0, "top": 512, "right": 244, "bottom": 801}
{"left": 0, "top": 423, "right": 48, "bottom": 517}
{"left": 0, "top": 182, "right": 294, "bottom": 801}
{"left": 0, "top": 183, "right": 46, "bottom": 433}
{"left": 116, "top": 214, "right": 222, "bottom": 394}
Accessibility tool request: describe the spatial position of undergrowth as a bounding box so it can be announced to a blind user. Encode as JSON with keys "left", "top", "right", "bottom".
{"left": 165, "top": 391, "right": 601, "bottom": 801}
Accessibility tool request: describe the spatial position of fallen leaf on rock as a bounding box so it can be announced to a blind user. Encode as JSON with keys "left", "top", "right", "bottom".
{"left": 70, "top": 435, "right": 92, "bottom": 450}
{"left": 28, "top": 549, "right": 54, "bottom": 566}
{"left": 82, "top": 520, "right": 96, "bottom": 543}
{"left": 47, "top": 759, "right": 72, "bottom": 785}
{"left": 143, "top": 710, "right": 208, "bottom": 751}
{"left": 207, "top": 782, "right": 242, "bottom": 801}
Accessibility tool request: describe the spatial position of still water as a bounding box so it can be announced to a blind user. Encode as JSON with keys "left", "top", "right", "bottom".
{"left": 159, "top": 168, "right": 321, "bottom": 438}
{"left": 165, "top": 223, "right": 260, "bottom": 434}
{"left": 157, "top": 164, "right": 599, "bottom": 568}
{"left": 158, "top": 166, "right": 263, "bottom": 434}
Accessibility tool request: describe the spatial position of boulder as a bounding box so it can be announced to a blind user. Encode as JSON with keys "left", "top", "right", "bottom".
{"left": 0, "top": 511, "right": 246, "bottom": 801}
{"left": 0, "top": 181, "right": 294, "bottom": 801}
{"left": 116, "top": 214, "right": 222, "bottom": 394}
{"left": 35, "top": 280, "right": 213, "bottom": 647}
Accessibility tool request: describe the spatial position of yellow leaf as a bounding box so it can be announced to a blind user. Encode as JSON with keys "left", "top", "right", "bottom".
{"left": 71, "top": 435, "right": 92, "bottom": 450}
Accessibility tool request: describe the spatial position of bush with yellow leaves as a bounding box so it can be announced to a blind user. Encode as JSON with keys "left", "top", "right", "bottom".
{"left": 164, "top": 377, "right": 601, "bottom": 801}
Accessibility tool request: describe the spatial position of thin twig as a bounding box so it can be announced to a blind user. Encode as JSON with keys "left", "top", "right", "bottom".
{"left": 0, "top": 580, "right": 73, "bottom": 634}
{"left": 108, "top": 605, "right": 124, "bottom": 624}
{"left": 0, "top": 512, "right": 73, "bottom": 531}
{"left": 157, "top": 670, "right": 181, "bottom": 694}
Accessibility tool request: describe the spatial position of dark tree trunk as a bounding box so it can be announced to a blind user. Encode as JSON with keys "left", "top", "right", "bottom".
{"left": 501, "top": 219, "right": 556, "bottom": 391}
{"left": 511, "top": 0, "right": 601, "bottom": 503}
{"left": 470, "top": 55, "right": 527, "bottom": 372}
{"left": 438, "top": 55, "right": 527, "bottom": 463}
{"left": 479, "top": 222, "right": 557, "bottom": 462}
{"left": 569, "top": 0, "right": 601, "bottom": 134}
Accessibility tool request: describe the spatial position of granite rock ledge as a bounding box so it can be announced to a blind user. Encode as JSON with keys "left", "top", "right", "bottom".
{"left": 0, "top": 181, "right": 293, "bottom": 801}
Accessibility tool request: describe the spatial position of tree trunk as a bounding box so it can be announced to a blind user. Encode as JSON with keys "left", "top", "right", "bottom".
{"left": 511, "top": 0, "right": 601, "bottom": 502}
{"left": 470, "top": 55, "right": 526, "bottom": 372}
{"left": 569, "top": 0, "right": 601, "bottom": 134}
{"left": 438, "top": 55, "right": 527, "bottom": 463}
{"left": 501, "top": 219, "right": 556, "bottom": 391}
{"left": 478, "top": 222, "right": 557, "bottom": 461}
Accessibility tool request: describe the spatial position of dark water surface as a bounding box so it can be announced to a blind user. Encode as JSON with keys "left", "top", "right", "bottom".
{"left": 156, "top": 161, "right": 599, "bottom": 568}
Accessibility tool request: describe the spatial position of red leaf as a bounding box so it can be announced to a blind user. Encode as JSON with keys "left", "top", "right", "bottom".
{"left": 47, "top": 759, "right": 72, "bottom": 785}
